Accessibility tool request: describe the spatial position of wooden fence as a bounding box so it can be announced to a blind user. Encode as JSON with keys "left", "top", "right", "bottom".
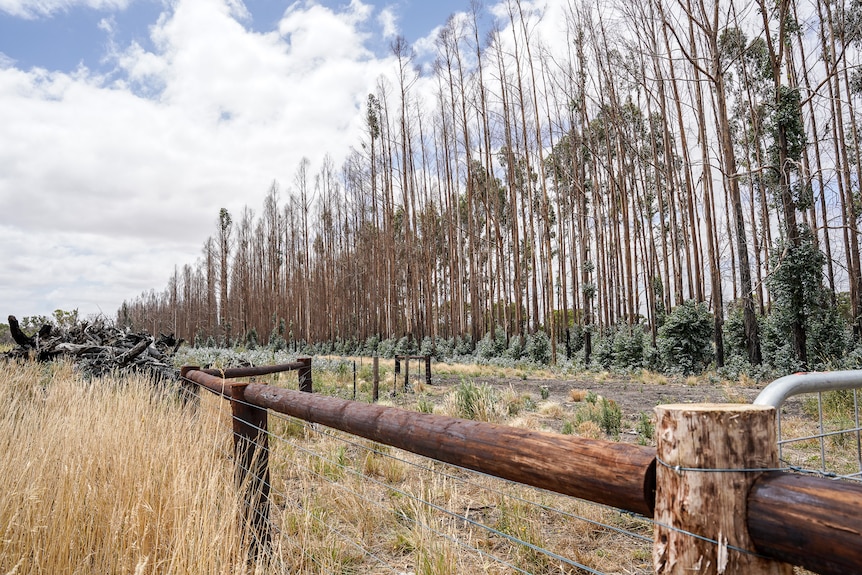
{"left": 180, "top": 362, "right": 862, "bottom": 575}
{"left": 394, "top": 354, "right": 432, "bottom": 393}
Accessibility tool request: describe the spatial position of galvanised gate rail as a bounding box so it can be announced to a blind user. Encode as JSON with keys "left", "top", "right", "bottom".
{"left": 181, "top": 361, "right": 862, "bottom": 575}
{"left": 755, "top": 370, "right": 862, "bottom": 481}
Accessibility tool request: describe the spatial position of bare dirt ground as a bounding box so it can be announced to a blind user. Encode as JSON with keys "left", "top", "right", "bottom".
{"left": 476, "top": 372, "right": 762, "bottom": 414}
{"left": 423, "top": 367, "right": 770, "bottom": 439}
{"left": 327, "top": 356, "right": 791, "bottom": 439}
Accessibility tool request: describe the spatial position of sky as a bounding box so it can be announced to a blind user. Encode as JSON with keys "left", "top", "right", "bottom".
{"left": 0, "top": 0, "right": 478, "bottom": 322}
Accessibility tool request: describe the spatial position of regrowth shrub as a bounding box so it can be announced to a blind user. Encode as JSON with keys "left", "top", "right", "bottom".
{"left": 477, "top": 327, "right": 508, "bottom": 360}
{"left": 573, "top": 393, "right": 622, "bottom": 439}
{"left": 454, "top": 334, "right": 475, "bottom": 356}
{"left": 506, "top": 335, "right": 525, "bottom": 360}
{"left": 448, "top": 380, "right": 500, "bottom": 422}
{"left": 524, "top": 331, "right": 551, "bottom": 365}
{"left": 657, "top": 300, "right": 714, "bottom": 375}
{"left": 764, "top": 231, "right": 847, "bottom": 372}
{"left": 612, "top": 327, "right": 646, "bottom": 370}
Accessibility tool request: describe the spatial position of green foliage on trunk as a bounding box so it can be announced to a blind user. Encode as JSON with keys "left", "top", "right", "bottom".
{"left": 764, "top": 231, "right": 846, "bottom": 371}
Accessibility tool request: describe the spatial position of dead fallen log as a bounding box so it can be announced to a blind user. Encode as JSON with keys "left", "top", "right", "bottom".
{"left": 3, "top": 315, "right": 181, "bottom": 382}
{"left": 51, "top": 343, "right": 107, "bottom": 356}
{"left": 8, "top": 315, "right": 35, "bottom": 348}
{"left": 117, "top": 336, "right": 153, "bottom": 367}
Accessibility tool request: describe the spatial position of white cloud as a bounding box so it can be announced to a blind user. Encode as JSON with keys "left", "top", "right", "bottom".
{"left": 0, "top": 0, "right": 131, "bottom": 19}
{"left": 0, "top": 0, "right": 396, "bottom": 318}
{"left": 0, "top": 225, "right": 197, "bottom": 318}
{"left": 97, "top": 14, "right": 114, "bottom": 33}
{"left": 377, "top": 6, "right": 397, "bottom": 39}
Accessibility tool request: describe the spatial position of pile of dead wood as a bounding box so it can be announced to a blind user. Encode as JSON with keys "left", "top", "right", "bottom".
{"left": 3, "top": 315, "right": 182, "bottom": 381}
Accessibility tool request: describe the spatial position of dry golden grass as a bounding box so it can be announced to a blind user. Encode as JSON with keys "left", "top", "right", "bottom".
{"left": 777, "top": 409, "right": 862, "bottom": 478}
{"left": 722, "top": 386, "right": 751, "bottom": 404}
{"left": 265, "top": 425, "right": 653, "bottom": 574}
{"left": 0, "top": 359, "right": 652, "bottom": 574}
{"left": 632, "top": 370, "right": 668, "bottom": 386}
{"left": 577, "top": 421, "right": 604, "bottom": 440}
{"left": 25, "top": 357, "right": 843, "bottom": 574}
{"left": 593, "top": 370, "right": 613, "bottom": 382}
{"left": 537, "top": 401, "right": 566, "bottom": 419}
{"left": 737, "top": 371, "right": 758, "bottom": 388}
{"left": 508, "top": 413, "right": 545, "bottom": 430}
{"left": 433, "top": 361, "right": 557, "bottom": 381}
{"left": 0, "top": 360, "right": 246, "bottom": 574}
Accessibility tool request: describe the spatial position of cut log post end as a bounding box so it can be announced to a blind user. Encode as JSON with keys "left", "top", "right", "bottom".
{"left": 653, "top": 403, "right": 792, "bottom": 575}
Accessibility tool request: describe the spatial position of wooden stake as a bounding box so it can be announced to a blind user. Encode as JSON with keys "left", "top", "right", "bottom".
{"left": 230, "top": 382, "right": 270, "bottom": 561}
{"left": 404, "top": 357, "right": 410, "bottom": 392}
{"left": 653, "top": 404, "right": 792, "bottom": 575}
{"left": 372, "top": 355, "right": 379, "bottom": 402}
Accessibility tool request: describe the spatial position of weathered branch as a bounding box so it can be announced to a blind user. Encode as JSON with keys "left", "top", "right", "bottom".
{"left": 8, "top": 316, "right": 35, "bottom": 348}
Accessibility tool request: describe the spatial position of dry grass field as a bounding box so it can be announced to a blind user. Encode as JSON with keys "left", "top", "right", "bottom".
{"left": 0, "top": 361, "right": 245, "bottom": 574}
{"left": 0, "top": 359, "right": 656, "bottom": 574}
{"left": 0, "top": 357, "right": 847, "bottom": 574}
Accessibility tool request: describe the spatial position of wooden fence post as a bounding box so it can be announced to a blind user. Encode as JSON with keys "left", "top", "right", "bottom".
{"left": 298, "top": 357, "right": 312, "bottom": 393}
{"left": 394, "top": 357, "right": 401, "bottom": 395}
{"left": 653, "top": 404, "right": 792, "bottom": 575}
{"left": 230, "top": 382, "right": 271, "bottom": 561}
{"left": 404, "top": 357, "right": 410, "bottom": 392}
{"left": 373, "top": 356, "right": 379, "bottom": 402}
{"left": 425, "top": 355, "right": 431, "bottom": 387}
{"left": 179, "top": 365, "right": 201, "bottom": 410}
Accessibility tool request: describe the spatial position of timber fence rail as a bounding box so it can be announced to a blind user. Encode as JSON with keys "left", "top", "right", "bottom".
{"left": 179, "top": 362, "right": 862, "bottom": 574}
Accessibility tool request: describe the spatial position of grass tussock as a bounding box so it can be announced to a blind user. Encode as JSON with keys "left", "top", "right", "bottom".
{"left": 0, "top": 360, "right": 245, "bottom": 575}
{"left": 441, "top": 380, "right": 503, "bottom": 422}
{"left": 632, "top": 370, "right": 668, "bottom": 386}
{"left": 537, "top": 401, "right": 565, "bottom": 419}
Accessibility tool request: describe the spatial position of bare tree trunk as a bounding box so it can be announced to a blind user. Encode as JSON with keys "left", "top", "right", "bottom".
{"left": 513, "top": 0, "right": 557, "bottom": 359}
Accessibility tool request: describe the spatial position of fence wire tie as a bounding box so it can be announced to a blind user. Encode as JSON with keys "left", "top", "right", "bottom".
{"left": 778, "top": 459, "right": 845, "bottom": 479}
{"left": 656, "top": 456, "right": 785, "bottom": 474}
